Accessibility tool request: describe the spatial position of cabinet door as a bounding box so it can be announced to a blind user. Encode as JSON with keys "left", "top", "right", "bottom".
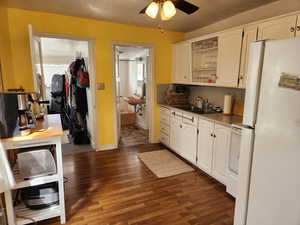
{"left": 170, "top": 117, "right": 182, "bottom": 154}
{"left": 197, "top": 119, "right": 214, "bottom": 174}
{"left": 212, "top": 124, "right": 231, "bottom": 185}
{"left": 29, "top": 24, "right": 44, "bottom": 94}
{"left": 217, "top": 28, "right": 243, "bottom": 87}
{"left": 296, "top": 15, "right": 300, "bottom": 37}
{"left": 257, "top": 15, "right": 297, "bottom": 41}
{"left": 181, "top": 123, "right": 198, "bottom": 164}
{"left": 0, "top": 62, "right": 3, "bottom": 92}
{"left": 172, "top": 41, "right": 190, "bottom": 84}
{"left": 239, "top": 26, "right": 258, "bottom": 89}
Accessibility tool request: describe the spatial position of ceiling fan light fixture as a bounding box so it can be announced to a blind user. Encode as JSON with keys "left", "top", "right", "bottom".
{"left": 161, "top": 0, "right": 176, "bottom": 20}
{"left": 145, "top": 2, "right": 159, "bottom": 19}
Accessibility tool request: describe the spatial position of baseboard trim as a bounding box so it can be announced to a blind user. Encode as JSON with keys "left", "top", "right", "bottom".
{"left": 97, "top": 144, "right": 118, "bottom": 151}
{"left": 150, "top": 138, "right": 160, "bottom": 144}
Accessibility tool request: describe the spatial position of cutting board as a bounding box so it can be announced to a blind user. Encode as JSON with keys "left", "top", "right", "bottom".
{"left": 233, "top": 99, "right": 245, "bottom": 116}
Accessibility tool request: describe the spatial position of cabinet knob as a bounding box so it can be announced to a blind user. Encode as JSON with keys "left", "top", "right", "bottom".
{"left": 180, "top": 124, "right": 182, "bottom": 128}
{"left": 297, "top": 26, "right": 300, "bottom": 31}
{"left": 211, "top": 133, "right": 213, "bottom": 137}
{"left": 290, "top": 27, "right": 295, "bottom": 33}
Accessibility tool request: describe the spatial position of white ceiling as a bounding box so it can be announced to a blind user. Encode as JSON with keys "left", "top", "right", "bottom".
{"left": 2, "top": 0, "right": 279, "bottom": 32}
{"left": 117, "top": 46, "right": 149, "bottom": 60}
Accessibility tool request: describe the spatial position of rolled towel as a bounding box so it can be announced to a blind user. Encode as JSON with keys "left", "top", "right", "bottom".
{"left": 223, "top": 95, "right": 232, "bottom": 115}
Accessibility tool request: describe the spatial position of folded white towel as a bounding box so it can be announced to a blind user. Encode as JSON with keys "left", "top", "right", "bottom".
{"left": 0, "top": 144, "right": 15, "bottom": 193}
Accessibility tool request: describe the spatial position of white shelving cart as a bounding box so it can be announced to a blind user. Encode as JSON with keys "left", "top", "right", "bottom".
{"left": 0, "top": 115, "right": 66, "bottom": 225}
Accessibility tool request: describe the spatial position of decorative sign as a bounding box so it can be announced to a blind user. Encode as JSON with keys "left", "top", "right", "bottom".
{"left": 279, "top": 72, "right": 300, "bottom": 90}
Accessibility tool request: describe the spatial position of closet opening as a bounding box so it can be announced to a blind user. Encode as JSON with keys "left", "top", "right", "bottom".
{"left": 113, "top": 45, "right": 153, "bottom": 147}
{"left": 38, "top": 37, "right": 96, "bottom": 155}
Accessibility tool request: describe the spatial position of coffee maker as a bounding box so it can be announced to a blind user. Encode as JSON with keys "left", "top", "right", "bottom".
{"left": 17, "top": 94, "right": 36, "bottom": 131}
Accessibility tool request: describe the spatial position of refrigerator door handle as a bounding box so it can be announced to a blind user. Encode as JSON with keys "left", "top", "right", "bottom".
{"left": 243, "top": 41, "right": 265, "bottom": 128}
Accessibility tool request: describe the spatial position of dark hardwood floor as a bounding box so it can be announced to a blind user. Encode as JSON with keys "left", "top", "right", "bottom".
{"left": 41, "top": 144, "right": 235, "bottom": 225}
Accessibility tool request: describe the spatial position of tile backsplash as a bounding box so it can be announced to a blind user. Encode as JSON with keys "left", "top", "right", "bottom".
{"left": 189, "top": 85, "right": 245, "bottom": 108}
{"left": 157, "top": 84, "right": 245, "bottom": 108}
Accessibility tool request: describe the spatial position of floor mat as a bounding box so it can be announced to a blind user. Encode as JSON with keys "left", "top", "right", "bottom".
{"left": 138, "top": 150, "right": 194, "bottom": 178}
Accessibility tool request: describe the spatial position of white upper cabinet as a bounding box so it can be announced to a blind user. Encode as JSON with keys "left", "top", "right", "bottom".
{"left": 211, "top": 124, "right": 231, "bottom": 185}
{"left": 191, "top": 36, "right": 219, "bottom": 84}
{"left": 197, "top": 118, "right": 215, "bottom": 174}
{"left": 172, "top": 41, "right": 191, "bottom": 84}
{"left": 0, "top": 62, "right": 3, "bottom": 92}
{"left": 216, "top": 28, "right": 243, "bottom": 87}
{"left": 257, "top": 15, "right": 297, "bottom": 41}
{"left": 239, "top": 25, "right": 258, "bottom": 89}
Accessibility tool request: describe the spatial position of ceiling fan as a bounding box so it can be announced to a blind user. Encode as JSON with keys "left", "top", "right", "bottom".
{"left": 140, "top": 0, "right": 199, "bottom": 21}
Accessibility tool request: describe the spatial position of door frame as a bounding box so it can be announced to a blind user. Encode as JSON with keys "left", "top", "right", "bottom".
{"left": 112, "top": 42, "right": 156, "bottom": 146}
{"left": 31, "top": 29, "right": 99, "bottom": 149}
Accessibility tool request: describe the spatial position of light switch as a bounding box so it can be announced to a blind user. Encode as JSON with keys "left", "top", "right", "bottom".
{"left": 97, "top": 83, "right": 105, "bottom": 90}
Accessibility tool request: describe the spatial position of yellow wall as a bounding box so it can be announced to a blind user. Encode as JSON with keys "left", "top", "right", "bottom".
{"left": 0, "top": 6, "right": 14, "bottom": 90}
{"left": 5, "top": 8, "right": 184, "bottom": 148}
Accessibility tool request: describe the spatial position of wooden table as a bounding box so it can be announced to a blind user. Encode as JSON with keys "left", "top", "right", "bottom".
{"left": 0, "top": 114, "right": 66, "bottom": 225}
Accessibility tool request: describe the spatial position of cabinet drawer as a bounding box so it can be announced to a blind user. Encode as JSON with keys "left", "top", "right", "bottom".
{"left": 171, "top": 110, "right": 182, "bottom": 118}
{"left": 182, "top": 113, "right": 198, "bottom": 126}
{"left": 160, "top": 113, "right": 170, "bottom": 125}
{"left": 160, "top": 107, "right": 170, "bottom": 115}
{"left": 160, "top": 123, "right": 170, "bottom": 134}
{"left": 160, "top": 132, "right": 170, "bottom": 146}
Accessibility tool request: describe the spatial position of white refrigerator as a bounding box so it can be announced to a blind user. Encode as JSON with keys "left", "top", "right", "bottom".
{"left": 234, "top": 38, "right": 300, "bottom": 225}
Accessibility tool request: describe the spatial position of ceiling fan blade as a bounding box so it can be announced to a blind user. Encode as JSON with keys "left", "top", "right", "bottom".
{"left": 173, "top": 0, "right": 199, "bottom": 15}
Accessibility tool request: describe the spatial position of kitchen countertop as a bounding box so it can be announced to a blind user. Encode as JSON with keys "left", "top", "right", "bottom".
{"left": 159, "top": 104, "right": 243, "bottom": 127}
{"left": 0, "top": 114, "right": 64, "bottom": 143}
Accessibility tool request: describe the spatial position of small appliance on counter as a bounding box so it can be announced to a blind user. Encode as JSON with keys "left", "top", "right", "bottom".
{"left": 17, "top": 149, "right": 57, "bottom": 180}
{"left": 17, "top": 94, "right": 36, "bottom": 131}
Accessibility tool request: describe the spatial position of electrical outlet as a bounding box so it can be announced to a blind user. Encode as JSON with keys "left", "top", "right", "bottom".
{"left": 96, "top": 83, "right": 105, "bottom": 90}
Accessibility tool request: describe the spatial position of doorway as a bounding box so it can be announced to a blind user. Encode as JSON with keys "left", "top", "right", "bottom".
{"left": 113, "top": 45, "right": 153, "bottom": 147}
{"left": 30, "top": 29, "right": 97, "bottom": 155}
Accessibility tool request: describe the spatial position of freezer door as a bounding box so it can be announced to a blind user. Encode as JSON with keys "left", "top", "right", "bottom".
{"left": 233, "top": 127, "right": 254, "bottom": 225}
{"left": 243, "top": 41, "right": 265, "bottom": 127}
{"left": 246, "top": 38, "right": 300, "bottom": 225}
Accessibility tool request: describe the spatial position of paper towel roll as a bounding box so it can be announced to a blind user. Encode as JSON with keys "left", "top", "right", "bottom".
{"left": 223, "top": 95, "right": 232, "bottom": 115}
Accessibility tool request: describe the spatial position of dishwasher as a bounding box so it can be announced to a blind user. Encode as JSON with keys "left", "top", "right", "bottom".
{"left": 226, "top": 124, "right": 242, "bottom": 198}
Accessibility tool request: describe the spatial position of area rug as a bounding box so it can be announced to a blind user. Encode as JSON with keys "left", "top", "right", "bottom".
{"left": 138, "top": 150, "right": 194, "bottom": 178}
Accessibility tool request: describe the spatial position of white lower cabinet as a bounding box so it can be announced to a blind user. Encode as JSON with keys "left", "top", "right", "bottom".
{"left": 170, "top": 116, "right": 182, "bottom": 154}
{"left": 211, "top": 124, "right": 231, "bottom": 185}
{"left": 197, "top": 118, "right": 231, "bottom": 185}
{"left": 197, "top": 119, "right": 215, "bottom": 174}
{"left": 160, "top": 107, "right": 231, "bottom": 186}
{"left": 169, "top": 110, "right": 198, "bottom": 164}
{"left": 181, "top": 122, "right": 198, "bottom": 164}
